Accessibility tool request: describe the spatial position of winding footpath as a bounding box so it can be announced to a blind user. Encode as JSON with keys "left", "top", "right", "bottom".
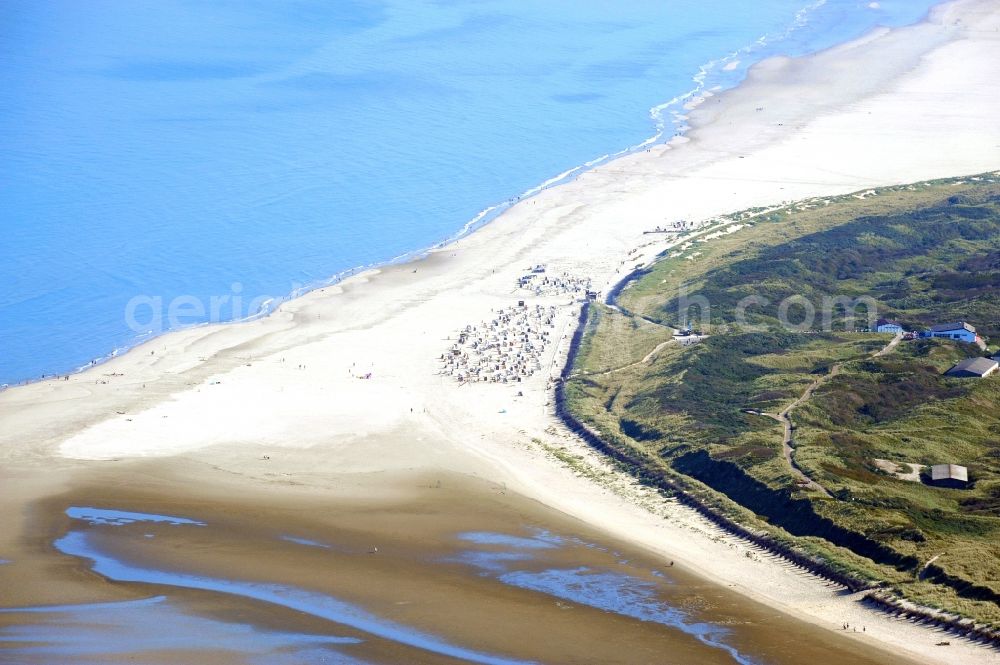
{"left": 765, "top": 332, "right": 903, "bottom": 498}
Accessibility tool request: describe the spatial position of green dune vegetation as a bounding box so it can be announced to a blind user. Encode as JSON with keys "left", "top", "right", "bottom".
{"left": 566, "top": 172, "right": 1000, "bottom": 624}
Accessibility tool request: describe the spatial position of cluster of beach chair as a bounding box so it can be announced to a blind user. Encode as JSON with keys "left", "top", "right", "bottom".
{"left": 516, "top": 271, "right": 592, "bottom": 297}
{"left": 440, "top": 304, "right": 558, "bottom": 384}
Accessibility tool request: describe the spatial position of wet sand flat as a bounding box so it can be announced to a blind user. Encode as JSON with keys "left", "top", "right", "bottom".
{"left": 1, "top": 460, "right": 912, "bottom": 665}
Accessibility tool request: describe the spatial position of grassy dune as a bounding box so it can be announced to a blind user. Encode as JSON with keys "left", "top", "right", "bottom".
{"left": 567, "top": 172, "right": 1000, "bottom": 624}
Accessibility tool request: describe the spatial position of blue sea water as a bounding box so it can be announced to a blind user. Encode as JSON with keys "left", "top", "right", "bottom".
{"left": 0, "top": 0, "right": 939, "bottom": 385}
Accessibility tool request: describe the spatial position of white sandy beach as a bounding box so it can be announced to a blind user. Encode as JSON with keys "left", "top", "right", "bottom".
{"left": 2, "top": 0, "right": 1000, "bottom": 662}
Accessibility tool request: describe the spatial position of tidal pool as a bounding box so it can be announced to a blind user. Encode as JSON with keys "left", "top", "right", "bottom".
{"left": 0, "top": 595, "right": 364, "bottom": 665}
{"left": 449, "top": 530, "right": 757, "bottom": 665}
{"left": 36, "top": 508, "right": 533, "bottom": 665}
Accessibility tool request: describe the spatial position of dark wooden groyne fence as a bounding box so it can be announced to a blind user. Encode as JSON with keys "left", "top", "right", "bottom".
{"left": 555, "top": 302, "right": 871, "bottom": 592}
{"left": 554, "top": 300, "right": 1000, "bottom": 646}
{"left": 603, "top": 265, "right": 650, "bottom": 309}
{"left": 862, "top": 593, "right": 1000, "bottom": 648}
